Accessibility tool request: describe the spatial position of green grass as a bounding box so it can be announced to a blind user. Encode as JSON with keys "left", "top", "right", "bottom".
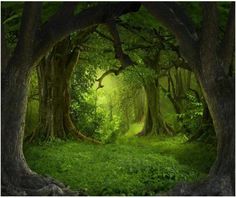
{"left": 24, "top": 126, "right": 216, "bottom": 196}
{"left": 124, "top": 122, "right": 144, "bottom": 137}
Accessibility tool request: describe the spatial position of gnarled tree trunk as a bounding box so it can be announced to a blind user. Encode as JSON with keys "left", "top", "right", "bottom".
{"left": 1, "top": 3, "right": 74, "bottom": 195}
{"left": 28, "top": 38, "right": 100, "bottom": 143}
{"left": 140, "top": 78, "right": 173, "bottom": 136}
{"left": 144, "top": 2, "right": 235, "bottom": 195}
{"left": 1, "top": 2, "right": 140, "bottom": 195}
{"left": 37, "top": 38, "right": 77, "bottom": 140}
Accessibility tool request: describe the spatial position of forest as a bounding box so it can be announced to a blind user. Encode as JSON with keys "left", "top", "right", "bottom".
{"left": 1, "top": 1, "right": 235, "bottom": 196}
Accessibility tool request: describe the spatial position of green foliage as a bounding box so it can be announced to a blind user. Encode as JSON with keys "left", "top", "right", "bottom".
{"left": 24, "top": 133, "right": 215, "bottom": 196}
{"left": 177, "top": 93, "right": 203, "bottom": 135}
{"left": 97, "top": 115, "right": 121, "bottom": 143}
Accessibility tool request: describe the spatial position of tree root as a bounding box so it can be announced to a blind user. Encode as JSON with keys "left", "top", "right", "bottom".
{"left": 165, "top": 175, "right": 234, "bottom": 196}
{"left": 2, "top": 173, "right": 86, "bottom": 196}
{"left": 74, "top": 130, "right": 101, "bottom": 145}
{"left": 24, "top": 125, "right": 101, "bottom": 145}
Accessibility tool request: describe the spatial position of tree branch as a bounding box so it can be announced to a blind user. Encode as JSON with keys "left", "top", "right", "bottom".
{"left": 8, "top": 2, "right": 42, "bottom": 68}
{"left": 33, "top": 3, "right": 140, "bottom": 66}
{"left": 96, "top": 68, "right": 120, "bottom": 90}
{"left": 96, "top": 20, "right": 136, "bottom": 89}
{"left": 106, "top": 20, "right": 135, "bottom": 66}
{"left": 218, "top": 2, "right": 235, "bottom": 74}
{"left": 143, "top": 2, "right": 198, "bottom": 68}
{"left": 95, "top": 30, "right": 113, "bottom": 42}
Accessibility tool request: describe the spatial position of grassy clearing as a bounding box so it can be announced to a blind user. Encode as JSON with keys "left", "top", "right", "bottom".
{"left": 24, "top": 126, "right": 216, "bottom": 195}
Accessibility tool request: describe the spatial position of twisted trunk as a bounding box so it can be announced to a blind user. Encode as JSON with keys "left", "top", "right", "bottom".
{"left": 2, "top": 2, "right": 140, "bottom": 195}
{"left": 29, "top": 39, "right": 100, "bottom": 143}
{"left": 144, "top": 2, "right": 235, "bottom": 195}
{"left": 141, "top": 79, "right": 173, "bottom": 136}
{"left": 198, "top": 69, "right": 235, "bottom": 193}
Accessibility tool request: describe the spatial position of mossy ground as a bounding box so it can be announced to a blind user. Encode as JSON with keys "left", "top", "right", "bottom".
{"left": 24, "top": 123, "right": 216, "bottom": 196}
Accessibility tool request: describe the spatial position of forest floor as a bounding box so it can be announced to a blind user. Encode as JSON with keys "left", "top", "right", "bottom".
{"left": 24, "top": 123, "right": 216, "bottom": 196}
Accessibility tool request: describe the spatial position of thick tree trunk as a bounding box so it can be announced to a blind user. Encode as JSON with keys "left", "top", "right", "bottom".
{"left": 133, "top": 89, "right": 145, "bottom": 122}
{"left": 2, "top": 63, "right": 32, "bottom": 190}
{"left": 29, "top": 39, "right": 100, "bottom": 144}
{"left": 2, "top": 2, "right": 140, "bottom": 195}
{"left": 199, "top": 72, "right": 235, "bottom": 193}
{"left": 1, "top": 60, "right": 77, "bottom": 195}
{"left": 169, "top": 72, "right": 235, "bottom": 196}
{"left": 140, "top": 79, "right": 173, "bottom": 136}
{"left": 144, "top": 2, "right": 235, "bottom": 195}
{"left": 37, "top": 58, "right": 67, "bottom": 140}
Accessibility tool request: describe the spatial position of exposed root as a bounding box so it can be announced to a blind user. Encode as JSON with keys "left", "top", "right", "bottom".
{"left": 162, "top": 121, "right": 174, "bottom": 136}
{"left": 165, "top": 175, "right": 234, "bottom": 196}
{"left": 2, "top": 174, "right": 86, "bottom": 196}
{"left": 73, "top": 129, "right": 101, "bottom": 145}
{"left": 24, "top": 123, "right": 101, "bottom": 145}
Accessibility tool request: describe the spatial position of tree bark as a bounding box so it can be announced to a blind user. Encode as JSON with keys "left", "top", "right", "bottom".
{"left": 144, "top": 2, "right": 235, "bottom": 195}
{"left": 133, "top": 89, "right": 145, "bottom": 122}
{"left": 2, "top": 2, "right": 141, "bottom": 195}
{"left": 28, "top": 38, "right": 100, "bottom": 144}
{"left": 140, "top": 79, "right": 173, "bottom": 136}
{"left": 1, "top": 3, "right": 69, "bottom": 195}
{"left": 37, "top": 38, "right": 75, "bottom": 140}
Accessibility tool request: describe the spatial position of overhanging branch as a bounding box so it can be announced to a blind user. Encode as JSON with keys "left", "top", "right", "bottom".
{"left": 96, "top": 68, "right": 120, "bottom": 90}
{"left": 33, "top": 2, "right": 140, "bottom": 66}
{"left": 96, "top": 20, "right": 136, "bottom": 89}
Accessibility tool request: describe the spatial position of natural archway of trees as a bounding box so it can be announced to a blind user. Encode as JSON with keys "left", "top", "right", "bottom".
{"left": 1, "top": 2, "right": 235, "bottom": 196}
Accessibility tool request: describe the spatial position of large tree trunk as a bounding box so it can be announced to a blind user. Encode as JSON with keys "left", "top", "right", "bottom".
{"left": 198, "top": 70, "right": 235, "bottom": 193}
{"left": 29, "top": 38, "right": 100, "bottom": 143}
{"left": 2, "top": 63, "right": 32, "bottom": 193}
{"left": 37, "top": 59, "right": 66, "bottom": 139}
{"left": 140, "top": 79, "right": 173, "bottom": 136}
{"left": 133, "top": 88, "right": 145, "bottom": 122}
{"left": 1, "top": 65, "right": 75, "bottom": 195}
{"left": 36, "top": 39, "right": 74, "bottom": 140}
{"left": 144, "top": 2, "right": 235, "bottom": 195}
{"left": 1, "top": 2, "right": 141, "bottom": 195}
{"left": 169, "top": 69, "right": 235, "bottom": 196}
{"left": 1, "top": 5, "right": 79, "bottom": 195}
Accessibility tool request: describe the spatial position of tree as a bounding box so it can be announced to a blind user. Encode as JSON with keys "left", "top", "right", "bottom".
{"left": 144, "top": 2, "right": 235, "bottom": 195}
{"left": 27, "top": 31, "right": 100, "bottom": 143}
{"left": 1, "top": 2, "right": 140, "bottom": 195}
{"left": 1, "top": 2, "right": 234, "bottom": 196}
{"left": 141, "top": 52, "right": 174, "bottom": 136}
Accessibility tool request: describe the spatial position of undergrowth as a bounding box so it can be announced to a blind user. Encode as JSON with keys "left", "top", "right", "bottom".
{"left": 24, "top": 129, "right": 216, "bottom": 196}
